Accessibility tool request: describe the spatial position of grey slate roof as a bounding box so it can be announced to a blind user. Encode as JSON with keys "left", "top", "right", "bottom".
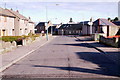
{"left": 0, "top": 7, "right": 34, "bottom": 24}
{"left": 6, "top": 8, "right": 34, "bottom": 24}
{"left": 6, "top": 9, "right": 28, "bottom": 20}
{"left": 0, "top": 7, "right": 15, "bottom": 18}
{"left": 79, "top": 21, "right": 89, "bottom": 25}
{"left": 93, "top": 18, "right": 116, "bottom": 26}
{"left": 113, "top": 21, "right": 120, "bottom": 26}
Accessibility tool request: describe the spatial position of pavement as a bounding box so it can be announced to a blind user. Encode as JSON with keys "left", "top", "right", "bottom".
{"left": 0, "top": 35, "right": 55, "bottom": 73}
{"left": 75, "top": 36, "right": 120, "bottom": 66}
{"left": 1, "top": 36, "right": 120, "bottom": 79}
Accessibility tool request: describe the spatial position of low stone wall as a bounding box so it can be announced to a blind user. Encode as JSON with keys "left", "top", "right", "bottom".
{"left": 99, "top": 35, "right": 120, "bottom": 48}
{"left": 22, "top": 36, "right": 42, "bottom": 46}
{"left": 0, "top": 36, "right": 41, "bottom": 54}
{"left": 91, "top": 33, "right": 105, "bottom": 41}
{"left": 99, "top": 36, "right": 120, "bottom": 67}
{"left": 0, "top": 41, "right": 17, "bottom": 54}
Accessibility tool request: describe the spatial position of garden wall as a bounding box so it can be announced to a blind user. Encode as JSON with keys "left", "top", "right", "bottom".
{"left": 99, "top": 35, "right": 120, "bottom": 48}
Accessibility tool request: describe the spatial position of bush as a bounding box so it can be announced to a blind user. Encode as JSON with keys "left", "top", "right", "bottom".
{"left": 1, "top": 36, "right": 23, "bottom": 42}
{"left": 1, "top": 34, "right": 40, "bottom": 42}
{"left": 0, "top": 37, "right": 2, "bottom": 41}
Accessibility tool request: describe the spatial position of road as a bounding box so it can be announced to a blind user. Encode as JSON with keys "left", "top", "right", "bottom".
{"left": 2, "top": 36, "right": 120, "bottom": 79}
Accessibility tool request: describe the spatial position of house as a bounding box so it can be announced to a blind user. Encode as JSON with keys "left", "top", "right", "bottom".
{"left": 27, "top": 17, "right": 35, "bottom": 34}
{"left": 80, "top": 21, "right": 96, "bottom": 35}
{"left": 49, "top": 24, "right": 61, "bottom": 35}
{"left": 93, "top": 18, "right": 118, "bottom": 37}
{"left": 57, "top": 18, "right": 82, "bottom": 35}
{"left": 98, "top": 20, "right": 120, "bottom": 48}
{"left": 58, "top": 23, "right": 82, "bottom": 35}
{"left": 113, "top": 21, "right": 120, "bottom": 35}
{"left": 0, "top": 7, "right": 15, "bottom": 36}
{"left": 6, "top": 9, "right": 35, "bottom": 36}
{"left": 35, "top": 21, "right": 53, "bottom": 33}
{"left": 35, "top": 22, "right": 46, "bottom": 33}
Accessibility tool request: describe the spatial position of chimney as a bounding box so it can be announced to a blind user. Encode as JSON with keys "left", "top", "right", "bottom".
{"left": 11, "top": 8, "right": 13, "bottom": 10}
{"left": 90, "top": 17, "right": 93, "bottom": 22}
{"left": 108, "top": 19, "right": 111, "bottom": 22}
{"left": 29, "top": 17, "right": 31, "bottom": 19}
{"left": 16, "top": 10, "right": 19, "bottom": 13}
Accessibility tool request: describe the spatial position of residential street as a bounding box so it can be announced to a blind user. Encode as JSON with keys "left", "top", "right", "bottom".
{"left": 2, "top": 36, "right": 120, "bottom": 79}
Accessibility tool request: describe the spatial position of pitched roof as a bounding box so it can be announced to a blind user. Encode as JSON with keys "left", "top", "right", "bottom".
{"left": 6, "top": 8, "right": 34, "bottom": 24}
{"left": 6, "top": 9, "right": 28, "bottom": 20}
{"left": 112, "top": 21, "right": 120, "bottom": 26}
{"left": 28, "top": 18, "right": 34, "bottom": 24}
{"left": 0, "top": 7, "right": 15, "bottom": 18}
{"left": 94, "top": 18, "right": 116, "bottom": 26}
{"left": 79, "top": 21, "right": 89, "bottom": 25}
{"left": 58, "top": 24, "right": 82, "bottom": 30}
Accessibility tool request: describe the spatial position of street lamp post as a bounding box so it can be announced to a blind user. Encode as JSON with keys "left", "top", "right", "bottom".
{"left": 46, "top": 4, "right": 59, "bottom": 39}
{"left": 46, "top": 6, "right": 48, "bottom": 41}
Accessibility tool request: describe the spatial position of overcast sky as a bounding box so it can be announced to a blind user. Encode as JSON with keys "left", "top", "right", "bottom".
{"left": 0, "top": 0, "right": 119, "bottom": 24}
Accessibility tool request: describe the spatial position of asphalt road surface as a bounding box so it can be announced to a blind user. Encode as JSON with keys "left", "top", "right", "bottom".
{"left": 2, "top": 36, "right": 120, "bottom": 80}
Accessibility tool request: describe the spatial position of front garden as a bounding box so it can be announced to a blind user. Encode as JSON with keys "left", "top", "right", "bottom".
{"left": 0, "top": 34, "right": 41, "bottom": 54}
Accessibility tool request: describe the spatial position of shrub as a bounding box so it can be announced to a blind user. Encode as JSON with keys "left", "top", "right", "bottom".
{"left": 0, "top": 37, "right": 2, "bottom": 41}
{"left": 32, "top": 34, "right": 40, "bottom": 37}
{"left": 1, "top": 36, "right": 23, "bottom": 42}
{"left": 1, "top": 34, "right": 40, "bottom": 42}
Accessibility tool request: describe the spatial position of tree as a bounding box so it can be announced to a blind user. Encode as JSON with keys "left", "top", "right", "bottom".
{"left": 108, "top": 18, "right": 111, "bottom": 21}
{"left": 69, "top": 18, "right": 73, "bottom": 22}
{"left": 113, "top": 17, "right": 119, "bottom": 21}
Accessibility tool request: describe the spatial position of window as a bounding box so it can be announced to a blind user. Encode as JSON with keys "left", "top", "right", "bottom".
{"left": 25, "top": 28, "right": 27, "bottom": 30}
{"left": 2, "top": 29, "right": 6, "bottom": 36}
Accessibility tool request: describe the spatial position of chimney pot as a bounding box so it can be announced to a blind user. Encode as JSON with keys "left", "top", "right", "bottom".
{"left": 29, "top": 17, "right": 31, "bottom": 19}
{"left": 16, "top": 10, "right": 19, "bottom": 13}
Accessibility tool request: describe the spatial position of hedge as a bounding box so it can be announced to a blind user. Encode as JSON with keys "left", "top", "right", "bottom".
{"left": 1, "top": 36, "right": 23, "bottom": 42}
{"left": 1, "top": 34, "right": 40, "bottom": 42}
